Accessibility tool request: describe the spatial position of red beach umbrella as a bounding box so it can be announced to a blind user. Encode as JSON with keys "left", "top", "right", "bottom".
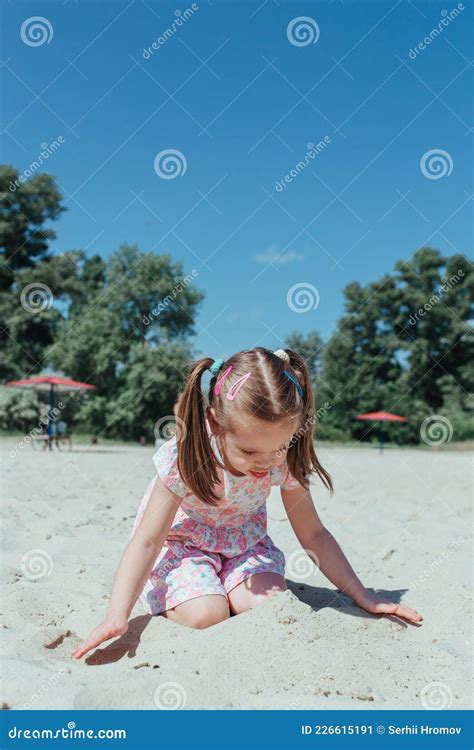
{"left": 355, "top": 411, "right": 408, "bottom": 452}
{"left": 6, "top": 376, "right": 97, "bottom": 392}
{"left": 356, "top": 411, "right": 408, "bottom": 423}
{"left": 6, "top": 376, "right": 96, "bottom": 443}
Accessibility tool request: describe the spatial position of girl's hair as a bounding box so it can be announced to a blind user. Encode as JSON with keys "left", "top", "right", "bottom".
{"left": 175, "top": 347, "right": 332, "bottom": 505}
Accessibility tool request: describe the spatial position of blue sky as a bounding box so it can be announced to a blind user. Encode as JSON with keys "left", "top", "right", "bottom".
{"left": 2, "top": 0, "right": 472, "bottom": 359}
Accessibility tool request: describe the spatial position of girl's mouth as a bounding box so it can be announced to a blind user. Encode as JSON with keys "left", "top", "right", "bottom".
{"left": 249, "top": 469, "right": 269, "bottom": 478}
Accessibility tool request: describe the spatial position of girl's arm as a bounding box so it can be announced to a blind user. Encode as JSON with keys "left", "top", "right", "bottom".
{"left": 71, "top": 476, "right": 182, "bottom": 659}
{"left": 281, "top": 486, "right": 423, "bottom": 624}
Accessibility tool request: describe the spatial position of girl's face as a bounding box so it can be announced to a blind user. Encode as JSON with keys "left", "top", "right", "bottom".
{"left": 207, "top": 409, "right": 301, "bottom": 478}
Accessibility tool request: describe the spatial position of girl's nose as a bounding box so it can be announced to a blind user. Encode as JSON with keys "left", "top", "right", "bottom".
{"left": 255, "top": 450, "right": 285, "bottom": 470}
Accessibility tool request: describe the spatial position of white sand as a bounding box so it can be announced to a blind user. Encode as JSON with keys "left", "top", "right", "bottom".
{"left": 1, "top": 438, "right": 471, "bottom": 710}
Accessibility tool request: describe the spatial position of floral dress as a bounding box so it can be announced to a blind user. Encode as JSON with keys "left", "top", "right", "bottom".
{"left": 130, "top": 419, "right": 301, "bottom": 614}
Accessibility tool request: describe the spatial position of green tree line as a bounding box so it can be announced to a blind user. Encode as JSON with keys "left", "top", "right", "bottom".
{"left": 1, "top": 166, "right": 472, "bottom": 444}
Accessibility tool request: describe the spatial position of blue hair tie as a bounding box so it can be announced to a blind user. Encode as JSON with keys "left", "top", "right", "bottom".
{"left": 209, "top": 358, "right": 225, "bottom": 375}
{"left": 283, "top": 370, "right": 304, "bottom": 398}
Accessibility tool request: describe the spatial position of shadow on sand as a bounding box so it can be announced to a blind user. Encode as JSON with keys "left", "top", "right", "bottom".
{"left": 287, "top": 580, "right": 420, "bottom": 627}
{"left": 83, "top": 580, "right": 419, "bottom": 665}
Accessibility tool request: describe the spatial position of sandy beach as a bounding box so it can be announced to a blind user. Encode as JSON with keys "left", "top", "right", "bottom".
{"left": 1, "top": 437, "right": 471, "bottom": 711}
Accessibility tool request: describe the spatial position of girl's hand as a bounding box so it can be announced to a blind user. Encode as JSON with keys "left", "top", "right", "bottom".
{"left": 71, "top": 614, "right": 129, "bottom": 660}
{"left": 357, "top": 591, "right": 423, "bottom": 624}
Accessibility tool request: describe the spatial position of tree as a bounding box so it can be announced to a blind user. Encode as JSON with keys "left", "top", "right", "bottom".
{"left": 46, "top": 244, "right": 204, "bottom": 435}
{"left": 0, "top": 166, "right": 77, "bottom": 380}
{"left": 106, "top": 244, "right": 203, "bottom": 341}
{"left": 318, "top": 247, "right": 473, "bottom": 444}
{"left": 0, "top": 252, "right": 82, "bottom": 381}
{"left": 0, "top": 166, "right": 66, "bottom": 292}
{"left": 0, "top": 165, "right": 206, "bottom": 439}
{"left": 104, "top": 341, "right": 193, "bottom": 440}
{"left": 284, "top": 330, "right": 324, "bottom": 383}
{"left": 393, "top": 248, "right": 473, "bottom": 409}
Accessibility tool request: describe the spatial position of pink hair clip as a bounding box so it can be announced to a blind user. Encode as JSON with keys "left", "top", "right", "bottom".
{"left": 226, "top": 372, "right": 252, "bottom": 401}
{"left": 214, "top": 366, "right": 233, "bottom": 396}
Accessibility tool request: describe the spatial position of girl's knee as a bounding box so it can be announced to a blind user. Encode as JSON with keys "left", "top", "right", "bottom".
{"left": 189, "top": 597, "right": 230, "bottom": 629}
{"left": 228, "top": 573, "right": 287, "bottom": 615}
{"left": 171, "top": 596, "right": 230, "bottom": 629}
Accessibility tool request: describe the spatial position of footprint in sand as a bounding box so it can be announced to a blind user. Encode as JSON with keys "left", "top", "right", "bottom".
{"left": 44, "top": 630, "right": 75, "bottom": 650}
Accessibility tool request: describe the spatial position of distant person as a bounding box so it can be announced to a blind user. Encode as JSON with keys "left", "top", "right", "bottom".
{"left": 72, "top": 347, "right": 422, "bottom": 660}
{"left": 55, "top": 418, "right": 72, "bottom": 450}
{"left": 56, "top": 419, "right": 67, "bottom": 436}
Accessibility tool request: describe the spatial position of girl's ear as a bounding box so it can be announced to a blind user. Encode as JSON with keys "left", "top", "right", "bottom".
{"left": 206, "top": 407, "right": 219, "bottom": 433}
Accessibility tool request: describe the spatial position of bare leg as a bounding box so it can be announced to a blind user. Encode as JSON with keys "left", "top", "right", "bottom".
{"left": 162, "top": 594, "right": 230, "bottom": 629}
{"left": 227, "top": 572, "right": 287, "bottom": 615}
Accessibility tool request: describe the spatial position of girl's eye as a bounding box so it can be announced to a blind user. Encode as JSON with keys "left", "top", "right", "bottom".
{"left": 241, "top": 449, "right": 254, "bottom": 455}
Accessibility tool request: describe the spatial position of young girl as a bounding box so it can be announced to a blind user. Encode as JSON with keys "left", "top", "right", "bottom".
{"left": 72, "top": 347, "right": 421, "bottom": 659}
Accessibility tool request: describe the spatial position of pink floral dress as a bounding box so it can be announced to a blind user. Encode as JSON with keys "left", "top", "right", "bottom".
{"left": 130, "top": 419, "right": 301, "bottom": 614}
